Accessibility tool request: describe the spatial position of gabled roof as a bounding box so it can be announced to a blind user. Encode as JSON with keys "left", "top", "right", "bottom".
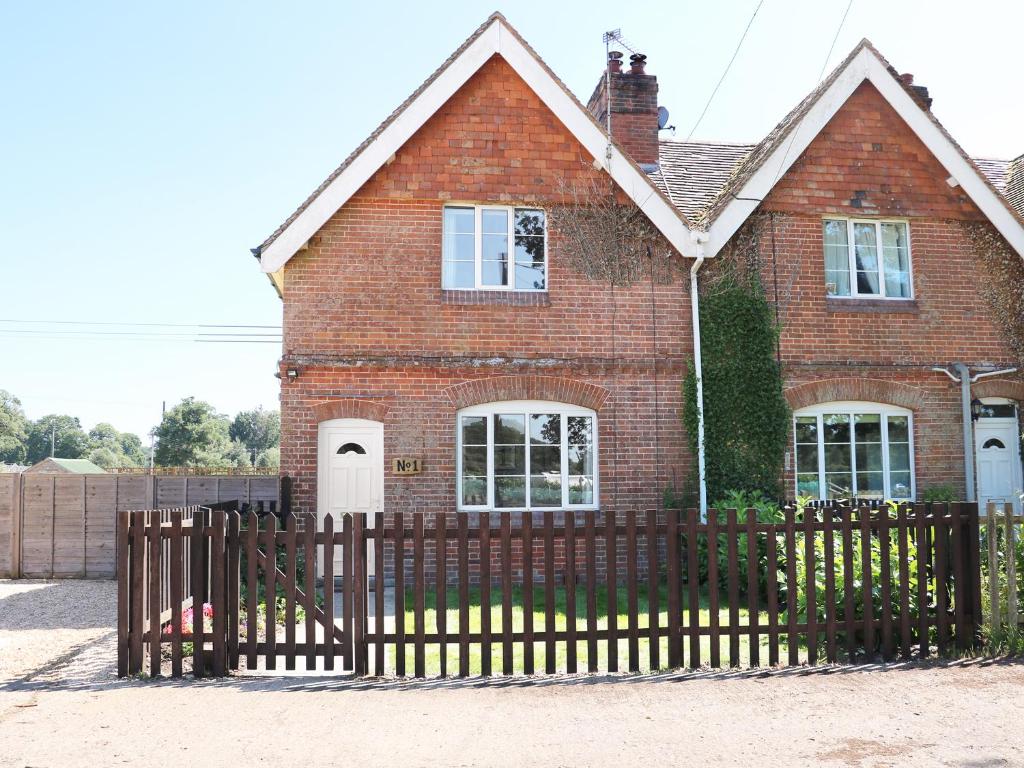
{"left": 977, "top": 154, "right": 1024, "bottom": 218}
{"left": 687, "top": 39, "right": 1024, "bottom": 258}
{"left": 25, "top": 457, "right": 106, "bottom": 474}
{"left": 657, "top": 144, "right": 1024, "bottom": 222}
{"left": 255, "top": 12, "right": 694, "bottom": 276}
{"left": 650, "top": 140, "right": 754, "bottom": 222}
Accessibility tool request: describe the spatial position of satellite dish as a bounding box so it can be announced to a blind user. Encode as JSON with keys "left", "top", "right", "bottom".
{"left": 657, "top": 106, "right": 670, "bottom": 129}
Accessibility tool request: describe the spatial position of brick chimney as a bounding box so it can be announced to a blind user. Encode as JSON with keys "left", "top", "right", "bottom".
{"left": 587, "top": 51, "right": 660, "bottom": 169}
{"left": 895, "top": 70, "right": 933, "bottom": 110}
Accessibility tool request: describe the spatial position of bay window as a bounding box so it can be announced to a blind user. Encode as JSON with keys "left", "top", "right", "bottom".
{"left": 442, "top": 205, "right": 547, "bottom": 291}
{"left": 457, "top": 401, "right": 597, "bottom": 510}
{"left": 823, "top": 219, "right": 912, "bottom": 299}
{"left": 794, "top": 402, "right": 914, "bottom": 500}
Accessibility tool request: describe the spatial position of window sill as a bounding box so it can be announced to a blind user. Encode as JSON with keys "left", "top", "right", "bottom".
{"left": 825, "top": 297, "right": 919, "bottom": 314}
{"left": 455, "top": 509, "right": 600, "bottom": 522}
{"left": 441, "top": 289, "right": 550, "bottom": 307}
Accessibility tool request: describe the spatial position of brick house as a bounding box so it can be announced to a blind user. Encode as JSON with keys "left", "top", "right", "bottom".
{"left": 251, "top": 13, "right": 1024, "bottom": 538}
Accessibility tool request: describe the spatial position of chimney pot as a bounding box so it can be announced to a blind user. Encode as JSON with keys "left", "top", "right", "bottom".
{"left": 629, "top": 53, "right": 647, "bottom": 74}
{"left": 607, "top": 50, "right": 623, "bottom": 74}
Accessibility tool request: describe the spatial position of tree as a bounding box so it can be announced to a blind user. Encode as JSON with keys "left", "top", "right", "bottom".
{"left": 26, "top": 414, "right": 91, "bottom": 464}
{"left": 87, "top": 422, "right": 144, "bottom": 468}
{"left": 119, "top": 432, "right": 146, "bottom": 466}
{"left": 0, "top": 390, "right": 29, "bottom": 463}
{"left": 229, "top": 408, "right": 280, "bottom": 464}
{"left": 223, "top": 439, "right": 252, "bottom": 469}
{"left": 153, "top": 398, "right": 232, "bottom": 467}
{"left": 255, "top": 447, "right": 280, "bottom": 468}
{"left": 88, "top": 446, "right": 121, "bottom": 470}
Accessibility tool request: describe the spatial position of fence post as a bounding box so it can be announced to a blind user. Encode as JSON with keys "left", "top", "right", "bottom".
{"left": 280, "top": 475, "right": 292, "bottom": 517}
{"left": 210, "top": 508, "right": 227, "bottom": 676}
{"left": 129, "top": 510, "right": 145, "bottom": 675}
{"left": 353, "top": 511, "right": 366, "bottom": 675}
{"left": 191, "top": 507, "right": 206, "bottom": 677}
{"left": 227, "top": 511, "right": 240, "bottom": 670}
{"left": 10, "top": 473, "right": 22, "bottom": 578}
{"left": 966, "top": 502, "right": 982, "bottom": 648}
{"left": 116, "top": 510, "right": 129, "bottom": 677}
{"left": 148, "top": 510, "right": 161, "bottom": 677}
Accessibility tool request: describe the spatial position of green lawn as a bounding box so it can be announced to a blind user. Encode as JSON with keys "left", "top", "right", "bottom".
{"left": 388, "top": 584, "right": 804, "bottom": 676}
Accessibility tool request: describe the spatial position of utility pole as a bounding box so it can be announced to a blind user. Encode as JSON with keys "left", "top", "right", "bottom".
{"left": 51, "top": 425, "right": 55, "bottom": 458}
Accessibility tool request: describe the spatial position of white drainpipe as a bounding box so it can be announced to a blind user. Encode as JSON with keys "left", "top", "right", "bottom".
{"left": 690, "top": 234, "right": 709, "bottom": 519}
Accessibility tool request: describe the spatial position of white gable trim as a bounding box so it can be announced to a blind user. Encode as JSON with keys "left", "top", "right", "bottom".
{"left": 704, "top": 47, "right": 1024, "bottom": 258}
{"left": 260, "top": 18, "right": 694, "bottom": 273}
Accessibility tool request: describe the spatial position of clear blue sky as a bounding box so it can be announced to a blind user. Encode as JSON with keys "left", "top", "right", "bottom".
{"left": 2, "top": 1, "right": 1021, "bottom": 441}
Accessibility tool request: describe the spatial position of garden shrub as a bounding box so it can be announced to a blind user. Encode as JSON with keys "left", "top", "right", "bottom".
{"left": 697, "top": 490, "right": 784, "bottom": 601}
{"left": 921, "top": 485, "right": 957, "bottom": 503}
{"left": 682, "top": 276, "right": 789, "bottom": 502}
{"left": 791, "top": 506, "right": 922, "bottom": 658}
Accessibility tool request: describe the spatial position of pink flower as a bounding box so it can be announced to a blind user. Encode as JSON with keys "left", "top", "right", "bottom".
{"left": 202, "top": 603, "right": 214, "bottom": 619}
{"left": 163, "top": 606, "right": 196, "bottom": 635}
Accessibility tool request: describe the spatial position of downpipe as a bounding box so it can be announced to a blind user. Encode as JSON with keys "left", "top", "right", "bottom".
{"left": 690, "top": 234, "right": 709, "bottom": 519}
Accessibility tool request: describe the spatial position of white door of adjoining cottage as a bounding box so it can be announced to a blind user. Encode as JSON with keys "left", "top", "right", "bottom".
{"left": 975, "top": 399, "right": 1023, "bottom": 514}
{"left": 317, "top": 419, "right": 383, "bottom": 579}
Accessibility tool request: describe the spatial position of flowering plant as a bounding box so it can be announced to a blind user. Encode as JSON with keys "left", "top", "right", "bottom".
{"left": 163, "top": 603, "right": 214, "bottom": 636}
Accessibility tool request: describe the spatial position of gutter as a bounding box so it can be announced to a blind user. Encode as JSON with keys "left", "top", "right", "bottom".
{"left": 690, "top": 234, "right": 709, "bottom": 519}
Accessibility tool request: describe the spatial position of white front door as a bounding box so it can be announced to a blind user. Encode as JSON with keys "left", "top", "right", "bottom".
{"left": 975, "top": 399, "right": 1023, "bottom": 514}
{"left": 318, "top": 419, "right": 383, "bottom": 578}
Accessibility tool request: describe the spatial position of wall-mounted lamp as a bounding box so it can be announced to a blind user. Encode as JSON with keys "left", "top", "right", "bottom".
{"left": 970, "top": 397, "right": 984, "bottom": 421}
{"left": 286, "top": 368, "right": 299, "bottom": 382}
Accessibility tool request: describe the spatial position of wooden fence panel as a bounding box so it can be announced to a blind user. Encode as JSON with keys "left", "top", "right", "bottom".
{"left": 2, "top": 473, "right": 280, "bottom": 579}
{"left": 0, "top": 474, "right": 19, "bottom": 577}
{"left": 52, "top": 476, "right": 86, "bottom": 577}
{"left": 117, "top": 503, "right": 987, "bottom": 680}
{"left": 21, "top": 475, "right": 55, "bottom": 577}
{"left": 85, "top": 477, "right": 117, "bottom": 577}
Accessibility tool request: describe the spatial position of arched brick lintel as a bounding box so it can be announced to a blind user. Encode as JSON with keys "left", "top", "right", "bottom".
{"left": 972, "top": 378, "right": 1024, "bottom": 403}
{"left": 443, "top": 376, "right": 610, "bottom": 411}
{"left": 312, "top": 398, "right": 389, "bottom": 423}
{"left": 784, "top": 378, "right": 927, "bottom": 412}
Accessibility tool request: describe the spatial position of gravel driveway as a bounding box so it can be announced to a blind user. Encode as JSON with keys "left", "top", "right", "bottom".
{"left": 0, "top": 579, "right": 116, "bottom": 682}
{"left": 1, "top": 578, "right": 1022, "bottom": 767}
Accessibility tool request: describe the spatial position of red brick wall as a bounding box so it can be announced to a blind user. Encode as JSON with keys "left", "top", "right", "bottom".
{"left": 746, "top": 81, "right": 1020, "bottom": 499}
{"left": 280, "top": 54, "right": 690, "bottom": 520}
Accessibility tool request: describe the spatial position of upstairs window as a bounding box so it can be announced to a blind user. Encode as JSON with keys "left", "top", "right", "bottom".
{"left": 442, "top": 205, "right": 546, "bottom": 291}
{"left": 823, "top": 219, "right": 912, "bottom": 299}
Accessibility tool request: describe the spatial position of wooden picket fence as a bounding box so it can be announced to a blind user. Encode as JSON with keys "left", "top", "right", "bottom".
{"left": 118, "top": 503, "right": 983, "bottom": 679}
{"left": 984, "top": 502, "right": 1023, "bottom": 631}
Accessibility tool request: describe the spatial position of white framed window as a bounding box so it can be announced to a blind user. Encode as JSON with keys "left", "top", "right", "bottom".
{"left": 823, "top": 218, "right": 913, "bottom": 299}
{"left": 442, "top": 205, "right": 547, "bottom": 291}
{"left": 793, "top": 401, "right": 915, "bottom": 501}
{"left": 457, "top": 400, "right": 597, "bottom": 510}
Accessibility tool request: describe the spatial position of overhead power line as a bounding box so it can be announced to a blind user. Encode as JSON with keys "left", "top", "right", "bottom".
{"left": 770, "top": 0, "right": 855, "bottom": 183}
{"left": 0, "top": 318, "right": 280, "bottom": 329}
{"left": 0, "top": 328, "right": 279, "bottom": 338}
{"left": 0, "top": 337, "right": 281, "bottom": 345}
{"left": 684, "top": 0, "right": 766, "bottom": 142}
